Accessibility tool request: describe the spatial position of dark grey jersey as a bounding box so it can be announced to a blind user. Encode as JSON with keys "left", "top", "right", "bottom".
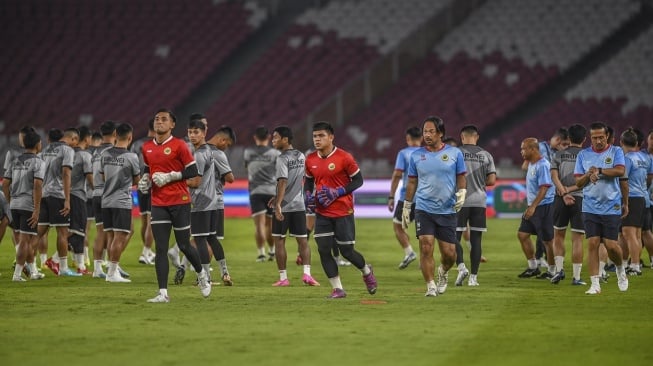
{"left": 41, "top": 141, "right": 75, "bottom": 199}
{"left": 210, "top": 144, "right": 232, "bottom": 210}
{"left": 100, "top": 147, "right": 139, "bottom": 209}
{"left": 3, "top": 146, "right": 24, "bottom": 177}
{"left": 71, "top": 147, "right": 93, "bottom": 201}
{"left": 243, "top": 145, "right": 280, "bottom": 195}
{"left": 130, "top": 136, "right": 151, "bottom": 175}
{"left": 551, "top": 146, "right": 583, "bottom": 198}
{"left": 459, "top": 144, "right": 496, "bottom": 207}
{"left": 92, "top": 143, "right": 113, "bottom": 197}
{"left": 191, "top": 144, "right": 218, "bottom": 212}
{"left": 275, "top": 149, "right": 305, "bottom": 213}
{"left": 4, "top": 153, "right": 45, "bottom": 211}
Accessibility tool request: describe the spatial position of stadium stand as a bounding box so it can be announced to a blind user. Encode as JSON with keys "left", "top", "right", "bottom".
{"left": 340, "top": 0, "right": 640, "bottom": 171}
{"left": 204, "top": 0, "right": 452, "bottom": 145}
{"left": 0, "top": 0, "right": 266, "bottom": 138}
{"left": 494, "top": 24, "right": 653, "bottom": 164}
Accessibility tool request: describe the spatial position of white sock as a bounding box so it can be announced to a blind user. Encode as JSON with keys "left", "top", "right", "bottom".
{"left": 572, "top": 263, "right": 582, "bottom": 280}
{"left": 102, "top": 249, "right": 107, "bottom": 261}
{"left": 403, "top": 246, "right": 414, "bottom": 256}
{"left": 548, "top": 265, "right": 555, "bottom": 274}
{"left": 28, "top": 262, "right": 38, "bottom": 274}
{"left": 108, "top": 262, "right": 118, "bottom": 277}
{"left": 599, "top": 261, "right": 606, "bottom": 275}
{"left": 590, "top": 275, "right": 600, "bottom": 287}
{"left": 362, "top": 264, "right": 371, "bottom": 276}
{"left": 52, "top": 252, "right": 60, "bottom": 264}
{"left": 58, "top": 255, "right": 68, "bottom": 272}
{"left": 303, "top": 265, "right": 311, "bottom": 275}
{"left": 94, "top": 260, "right": 104, "bottom": 273}
{"left": 40, "top": 254, "right": 47, "bottom": 267}
{"left": 458, "top": 262, "right": 467, "bottom": 271}
{"left": 159, "top": 288, "right": 168, "bottom": 297}
{"left": 84, "top": 247, "right": 89, "bottom": 261}
{"left": 554, "top": 256, "right": 564, "bottom": 272}
{"left": 13, "top": 263, "right": 24, "bottom": 278}
{"left": 469, "top": 274, "right": 478, "bottom": 282}
{"left": 74, "top": 254, "right": 85, "bottom": 270}
{"left": 427, "top": 280, "right": 436, "bottom": 289}
{"left": 279, "top": 270, "right": 287, "bottom": 281}
{"left": 328, "top": 276, "right": 343, "bottom": 290}
{"left": 258, "top": 247, "right": 266, "bottom": 256}
{"left": 202, "top": 263, "right": 211, "bottom": 275}
{"left": 528, "top": 258, "right": 537, "bottom": 269}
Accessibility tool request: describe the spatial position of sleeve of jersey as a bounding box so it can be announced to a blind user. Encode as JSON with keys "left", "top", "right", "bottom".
{"left": 179, "top": 141, "right": 198, "bottom": 179}
{"left": 142, "top": 144, "right": 150, "bottom": 174}
{"left": 539, "top": 164, "right": 553, "bottom": 186}
{"left": 276, "top": 155, "right": 287, "bottom": 180}
{"left": 406, "top": 151, "right": 417, "bottom": 178}
{"left": 573, "top": 152, "right": 585, "bottom": 176}
{"left": 394, "top": 151, "right": 404, "bottom": 171}
{"left": 131, "top": 154, "right": 140, "bottom": 177}
{"left": 486, "top": 151, "right": 497, "bottom": 174}
{"left": 83, "top": 153, "right": 93, "bottom": 175}
{"left": 344, "top": 151, "right": 360, "bottom": 177}
{"left": 63, "top": 147, "right": 75, "bottom": 169}
{"left": 36, "top": 160, "right": 46, "bottom": 181}
{"left": 614, "top": 146, "right": 625, "bottom": 166}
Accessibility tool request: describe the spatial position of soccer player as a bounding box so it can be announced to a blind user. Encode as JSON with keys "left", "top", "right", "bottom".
{"left": 100, "top": 123, "right": 140, "bottom": 283}
{"left": 91, "top": 121, "right": 116, "bottom": 278}
{"left": 244, "top": 126, "right": 280, "bottom": 262}
{"left": 619, "top": 128, "right": 652, "bottom": 276}
{"left": 454, "top": 124, "right": 496, "bottom": 286}
{"left": 185, "top": 119, "right": 233, "bottom": 286}
{"left": 3, "top": 130, "right": 45, "bottom": 281}
{"left": 131, "top": 118, "right": 155, "bottom": 265}
{"left": 206, "top": 125, "right": 236, "bottom": 286}
{"left": 574, "top": 122, "right": 628, "bottom": 294}
{"left": 516, "top": 138, "right": 555, "bottom": 279}
{"left": 550, "top": 124, "right": 587, "bottom": 285}
{"left": 38, "top": 128, "right": 81, "bottom": 277}
{"left": 270, "top": 125, "right": 319, "bottom": 287}
{"left": 305, "top": 121, "right": 377, "bottom": 298}
{"left": 402, "top": 116, "right": 466, "bottom": 297}
{"left": 140, "top": 108, "right": 210, "bottom": 303}
{"left": 67, "top": 127, "right": 94, "bottom": 275}
{"left": 388, "top": 126, "right": 421, "bottom": 270}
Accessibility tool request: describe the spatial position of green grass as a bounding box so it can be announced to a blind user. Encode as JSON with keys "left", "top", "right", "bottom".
{"left": 0, "top": 218, "right": 650, "bottom": 365}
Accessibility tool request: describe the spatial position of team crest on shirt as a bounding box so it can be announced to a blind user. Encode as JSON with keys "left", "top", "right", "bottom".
{"left": 441, "top": 154, "right": 449, "bottom": 162}
{"left": 328, "top": 163, "right": 336, "bottom": 170}
{"left": 604, "top": 156, "right": 612, "bottom": 165}
{"left": 182, "top": 195, "right": 189, "bottom": 201}
{"left": 164, "top": 147, "right": 172, "bottom": 155}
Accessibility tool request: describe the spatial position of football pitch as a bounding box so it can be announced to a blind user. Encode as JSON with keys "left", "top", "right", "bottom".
{"left": 0, "top": 217, "right": 650, "bottom": 365}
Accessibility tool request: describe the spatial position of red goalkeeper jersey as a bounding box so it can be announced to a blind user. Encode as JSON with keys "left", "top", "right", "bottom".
{"left": 142, "top": 136, "right": 195, "bottom": 207}
{"left": 305, "top": 147, "right": 360, "bottom": 218}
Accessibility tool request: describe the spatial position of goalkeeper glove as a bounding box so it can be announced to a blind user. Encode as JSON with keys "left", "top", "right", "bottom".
{"left": 152, "top": 171, "right": 183, "bottom": 187}
{"left": 401, "top": 200, "right": 412, "bottom": 230}
{"left": 454, "top": 189, "right": 467, "bottom": 212}
{"left": 317, "top": 185, "right": 345, "bottom": 207}
{"left": 138, "top": 173, "right": 151, "bottom": 193}
{"left": 305, "top": 191, "right": 316, "bottom": 214}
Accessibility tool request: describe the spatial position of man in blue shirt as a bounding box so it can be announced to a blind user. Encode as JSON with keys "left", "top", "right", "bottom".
{"left": 574, "top": 122, "right": 628, "bottom": 295}
{"left": 402, "top": 116, "right": 466, "bottom": 297}
{"left": 517, "top": 138, "right": 555, "bottom": 279}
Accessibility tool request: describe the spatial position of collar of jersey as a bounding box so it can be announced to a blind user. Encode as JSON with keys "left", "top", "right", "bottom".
{"left": 153, "top": 135, "right": 174, "bottom": 146}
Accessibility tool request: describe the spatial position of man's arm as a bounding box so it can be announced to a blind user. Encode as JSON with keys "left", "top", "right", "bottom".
{"left": 61, "top": 166, "right": 72, "bottom": 215}
{"left": 2, "top": 178, "right": 11, "bottom": 204}
{"left": 388, "top": 169, "right": 402, "bottom": 211}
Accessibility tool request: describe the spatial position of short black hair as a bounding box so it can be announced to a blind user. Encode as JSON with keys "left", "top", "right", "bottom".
{"left": 254, "top": 126, "right": 268, "bottom": 140}
{"left": 620, "top": 128, "right": 638, "bottom": 148}
{"left": 100, "top": 120, "right": 117, "bottom": 136}
{"left": 48, "top": 128, "right": 63, "bottom": 142}
{"left": 78, "top": 126, "right": 92, "bottom": 141}
{"left": 442, "top": 136, "right": 458, "bottom": 146}
{"left": 460, "top": 124, "right": 479, "bottom": 135}
{"left": 273, "top": 125, "right": 293, "bottom": 143}
{"left": 19, "top": 125, "right": 36, "bottom": 135}
{"left": 423, "top": 116, "right": 445, "bottom": 135}
{"left": 156, "top": 108, "right": 177, "bottom": 123}
{"left": 406, "top": 126, "right": 421, "bottom": 139}
{"left": 567, "top": 124, "right": 587, "bottom": 144}
{"left": 188, "top": 119, "right": 206, "bottom": 131}
{"left": 217, "top": 126, "right": 236, "bottom": 144}
{"left": 589, "top": 122, "right": 608, "bottom": 135}
{"left": 92, "top": 132, "right": 102, "bottom": 141}
{"left": 116, "top": 123, "right": 133, "bottom": 139}
{"left": 312, "top": 121, "right": 334, "bottom": 135}
{"left": 633, "top": 127, "right": 644, "bottom": 147}
{"left": 554, "top": 127, "right": 569, "bottom": 140}
{"left": 190, "top": 113, "right": 206, "bottom": 121}
{"left": 23, "top": 130, "right": 41, "bottom": 149}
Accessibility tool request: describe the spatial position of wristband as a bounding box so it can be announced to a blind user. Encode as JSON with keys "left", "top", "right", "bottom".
{"left": 598, "top": 167, "right": 602, "bottom": 175}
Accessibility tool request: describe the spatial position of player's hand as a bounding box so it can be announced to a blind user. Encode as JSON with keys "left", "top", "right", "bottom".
{"left": 454, "top": 189, "right": 467, "bottom": 212}
{"left": 401, "top": 201, "right": 412, "bottom": 230}
{"left": 305, "top": 191, "right": 316, "bottom": 214}
{"left": 388, "top": 197, "right": 395, "bottom": 212}
{"left": 317, "top": 185, "right": 345, "bottom": 207}
{"left": 275, "top": 206, "right": 284, "bottom": 222}
{"left": 60, "top": 200, "right": 70, "bottom": 217}
{"left": 138, "top": 173, "right": 151, "bottom": 193}
{"left": 621, "top": 204, "right": 629, "bottom": 219}
{"left": 28, "top": 210, "right": 39, "bottom": 228}
{"left": 523, "top": 205, "right": 535, "bottom": 220}
{"left": 152, "top": 171, "right": 182, "bottom": 187}
{"left": 563, "top": 194, "right": 575, "bottom": 206}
